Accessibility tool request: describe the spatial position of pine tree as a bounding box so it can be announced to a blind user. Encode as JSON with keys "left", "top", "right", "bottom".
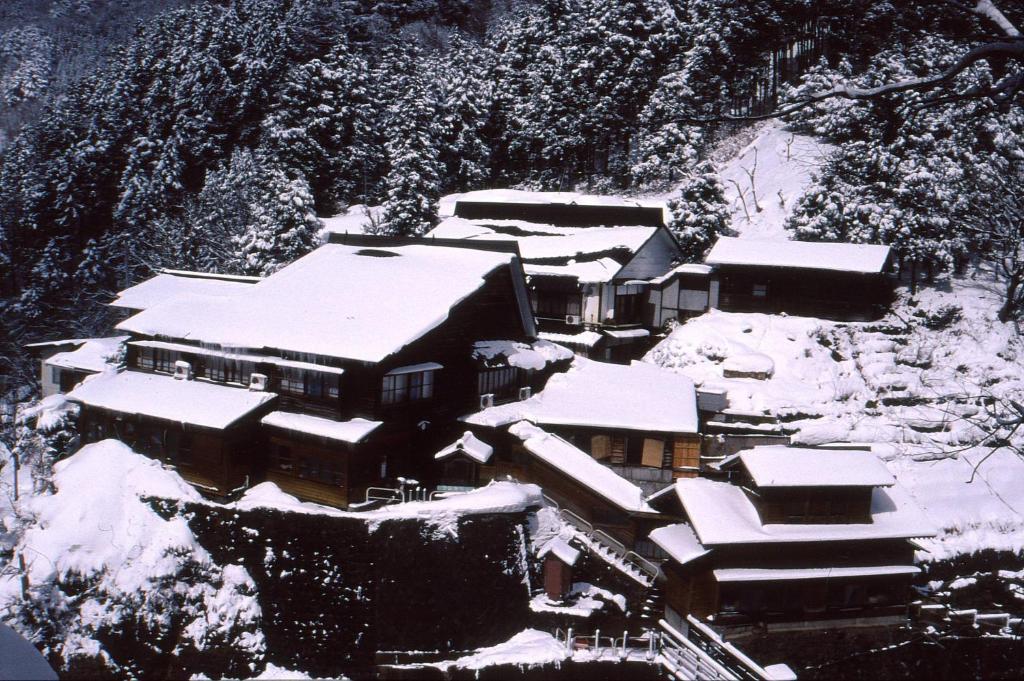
{"left": 667, "top": 161, "right": 732, "bottom": 261}
{"left": 377, "top": 45, "right": 442, "bottom": 236}
{"left": 211, "top": 148, "right": 322, "bottom": 276}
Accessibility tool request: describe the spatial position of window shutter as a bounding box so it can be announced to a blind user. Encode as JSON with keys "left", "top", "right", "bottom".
{"left": 591, "top": 434, "right": 611, "bottom": 460}
{"left": 642, "top": 438, "right": 665, "bottom": 468}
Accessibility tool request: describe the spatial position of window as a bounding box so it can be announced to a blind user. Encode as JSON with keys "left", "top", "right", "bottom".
{"left": 296, "top": 454, "right": 343, "bottom": 486}
{"left": 478, "top": 367, "right": 517, "bottom": 397}
{"left": 154, "top": 349, "right": 176, "bottom": 373}
{"left": 50, "top": 366, "right": 61, "bottom": 384}
{"left": 279, "top": 369, "right": 305, "bottom": 395}
{"left": 533, "top": 291, "right": 581, "bottom": 318}
{"left": 613, "top": 293, "right": 644, "bottom": 324}
{"left": 205, "top": 359, "right": 225, "bottom": 382}
{"left": 280, "top": 369, "right": 340, "bottom": 399}
{"left": 381, "top": 369, "right": 435, "bottom": 405}
{"left": 752, "top": 283, "right": 768, "bottom": 298}
{"left": 273, "top": 444, "right": 293, "bottom": 471}
{"left": 137, "top": 347, "right": 155, "bottom": 370}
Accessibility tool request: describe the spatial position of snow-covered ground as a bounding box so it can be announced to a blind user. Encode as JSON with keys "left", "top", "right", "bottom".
{"left": 641, "top": 117, "right": 1024, "bottom": 561}
{"left": 716, "top": 121, "right": 833, "bottom": 240}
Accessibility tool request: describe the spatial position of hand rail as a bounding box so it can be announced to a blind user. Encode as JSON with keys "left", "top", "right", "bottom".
{"left": 365, "top": 486, "right": 402, "bottom": 504}
{"left": 686, "top": 615, "right": 778, "bottom": 680}
{"left": 592, "top": 529, "right": 628, "bottom": 557}
{"left": 659, "top": 619, "right": 737, "bottom": 680}
{"left": 624, "top": 550, "right": 662, "bottom": 580}
{"left": 559, "top": 508, "right": 594, "bottom": 536}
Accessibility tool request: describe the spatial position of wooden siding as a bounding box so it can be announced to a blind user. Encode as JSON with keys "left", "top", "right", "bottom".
{"left": 754, "top": 487, "right": 875, "bottom": 525}
{"left": 715, "top": 265, "right": 893, "bottom": 321}
{"left": 617, "top": 228, "right": 683, "bottom": 282}
{"left": 453, "top": 201, "right": 665, "bottom": 228}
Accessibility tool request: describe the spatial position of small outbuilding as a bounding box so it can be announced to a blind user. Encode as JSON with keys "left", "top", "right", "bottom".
{"left": 704, "top": 237, "right": 894, "bottom": 320}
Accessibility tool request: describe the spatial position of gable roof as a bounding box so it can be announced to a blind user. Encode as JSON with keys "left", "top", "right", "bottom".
{"left": 46, "top": 336, "right": 127, "bottom": 374}
{"left": 723, "top": 445, "right": 896, "bottom": 488}
{"left": 671, "top": 477, "right": 936, "bottom": 546}
{"left": 509, "top": 421, "right": 654, "bottom": 514}
{"left": 111, "top": 270, "right": 259, "bottom": 311}
{"left": 116, "top": 243, "right": 529, "bottom": 364}
{"left": 705, "top": 236, "right": 891, "bottom": 274}
{"left": 434, "top": 431, "right": 495, "bottom": 464}
{"left": 465, "top": 358, "right": 699, "bottom": 434}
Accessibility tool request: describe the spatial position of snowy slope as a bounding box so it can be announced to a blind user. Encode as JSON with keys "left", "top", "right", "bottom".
{"left": 716, "top": 121, "right": 833, "bottom": 240}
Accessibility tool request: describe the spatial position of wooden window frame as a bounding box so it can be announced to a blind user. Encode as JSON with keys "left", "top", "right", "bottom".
{"left": 381, "top": 369, "right": 436, "bottom": 406}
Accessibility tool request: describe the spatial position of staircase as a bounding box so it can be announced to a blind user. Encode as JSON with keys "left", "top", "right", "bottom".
{"left": 543, "top": 496, "right": 660, "bottom": 587}
{"left": 658, "top": 617, "right": 793, "bottom": 681}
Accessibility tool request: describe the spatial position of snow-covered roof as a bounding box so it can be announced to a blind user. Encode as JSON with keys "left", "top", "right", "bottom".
{"left": 713, "top": 565, "right": 920, "bottom": 583}
{"left": 673, "top": 477, "right": 936, "bottom": 546}
{"left": 428, "top": 217, "right": 657, "bottom": 262}
{"left": 524, "top": 258, "right": 621, "bottom": 283}
{"left": 117, "top": 243, "right": 525, "bottom": 364}
{"left": 67, "top": 371, "right": 276, "bottom": 430}
{"left": 604, "top": 328, "right": 650, "bottom": 340}
{"left": 25, "top": 337, "right": 94, "bottom": 349}
{"left": 729, "top": 445, "right": 896, "bottom": 488}
{"left": 472, "top": 340, "right": 573, "bottom": 370}
{"left": 649, "top": 523, "right": 710, "bottom": 567}
{"left": 705, "top": 236, "right": 891, "bottom": 274}
{"left": 46, "top": 336, "right": 127, "bottom": 373}
{"left": 440, "top": 188, "right": 666, "bottom": 214}
{"left": 111, "top": 271, "right": 258, "bottom": 310}
{"left": 538, "top": 330, "right": 603, "bottom": 348}
{"left": 260, "top": 411, "right": 381, "bottom": 444}
{"left": 466, "top": 358, "right": 698, "bottom": 434}
{"left": 435, "top": 431, "right": 495, "bottom": 464}
{"left": 509, "top": 422, "right": 654, "bottom": 514}
{"left": 538, "top": 536, "right": 581, "bottom": 566}
{"left": 650, "top": 263, "right": 714, "bottom": 286}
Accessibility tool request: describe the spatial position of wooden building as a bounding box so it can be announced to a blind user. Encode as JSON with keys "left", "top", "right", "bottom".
{"left": 428, "top": 192, "right": 684, "bottom": 363}
{"left": 69, "top": 237, "right": 568, "bottom": 507}
{"left": 450, "top": 189, "right": 666, "bottom": 228}
{"left": 647, "top": 446, "right": 936, "bottom": 634}
{"left": 507, "top": 422, "right": 670, "bottom": 556}
{"left": 646, "top": 264, "right": 718, "bottom": 328}
{"left": 25, "top": 336, "right": 127, "bottom": 397}
{"left": 704, "top": 237, "right": 895, "bottom": 321}
{"left": 464, "top": 357, "right": 704, "bottom": 496}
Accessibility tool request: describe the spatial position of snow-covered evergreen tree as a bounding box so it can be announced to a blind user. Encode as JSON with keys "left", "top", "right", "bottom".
{"left": 216, "top": 148, "right": 322, "bottom": 277}
{"left": 667, "top": 161, "right": 732, "bottom": 261}
{"left": 377, "top": 45, "right": 442, "bottom": 236}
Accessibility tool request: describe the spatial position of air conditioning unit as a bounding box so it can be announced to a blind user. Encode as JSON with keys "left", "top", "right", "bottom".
{"left": 173, "top": 360, "right": 192, "bottom": 380}
{"left": 565, "top": 314, "right": 582, "bottom": 326}
{"left": 518, "top": 386, "right": 532, "bottom": 401}
{"left": 479, "top": 393, "right": 495, "bottom": 409}
{"left": 249, "top": 373, "right": 269, "bottom": 391}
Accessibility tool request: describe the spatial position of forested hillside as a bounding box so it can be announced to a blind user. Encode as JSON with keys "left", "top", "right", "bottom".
{"left": 0, "top": 0, "right": 1020, "bottom": 390}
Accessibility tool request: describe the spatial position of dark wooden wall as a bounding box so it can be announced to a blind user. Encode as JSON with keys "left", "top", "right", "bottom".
{"left": 716, "top": 266, "right": 894, "bottom": 320}
{"left": 454, "top": 201, "right": 664, "bottom": 227}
